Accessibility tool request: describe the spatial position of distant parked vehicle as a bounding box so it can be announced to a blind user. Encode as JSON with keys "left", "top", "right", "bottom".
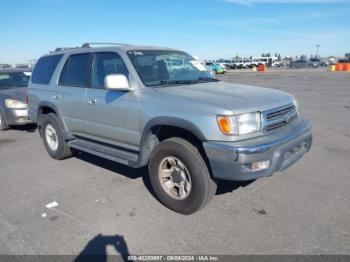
{"left": 252, "top": 57, "right": 281, "bottom": 67}
{"left": 338, "top": 59, "right": 350, "bottom": 63}
{"left": 0, "top": 64, "right": 11, "bottom": 69}
{"left": 309, "top": 58, "right": 327, "bottom": 68}
{"left": 231, "top": 59, "right": 251, "bottom": 69}
{"left": 215, "top": 59, "right": 233, "bottom": 69}
{"left": 206, "top": 62, "right": 226, "bottom": 74}
{"left": 290, "top": 59, "right": 309, "bottom": 69}
{"left": 0, "top": 68, "right": 32, "bottom": 130}
{"left": 15, "top": 64, "right": 30, "bottom": 69}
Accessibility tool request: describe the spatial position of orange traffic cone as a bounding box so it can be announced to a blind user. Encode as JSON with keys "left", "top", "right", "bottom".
{"left": 258, "top": 64, "right": 266, "bottom": 72}
{"left": 343, "top": 63, "right": 350, "bottom": 72}
{"left": 336, "top": 63, "right": 343, "bottom": 71}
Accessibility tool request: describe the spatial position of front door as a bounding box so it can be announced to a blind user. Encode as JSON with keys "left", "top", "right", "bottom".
{"left": 85, "top": 52, "right": 140, "bottom": 150}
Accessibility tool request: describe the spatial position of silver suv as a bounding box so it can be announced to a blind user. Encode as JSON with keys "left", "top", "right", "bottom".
{"left": 28, "top": 43, "right": 312, "bottom": 214}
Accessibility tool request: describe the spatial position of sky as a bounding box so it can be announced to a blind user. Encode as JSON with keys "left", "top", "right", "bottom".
{"left": 1, "top": 0, "right": 350, "bottom": 63}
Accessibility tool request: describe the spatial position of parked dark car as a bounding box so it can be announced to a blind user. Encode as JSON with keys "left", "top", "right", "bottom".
{"left": 0, "top": 68, "right": 32, "bottom": 130}
{"left": 309, "top": 58, "right": 328, "bottom": 68}
{"left": 0, "top": 64, "right": 11, "bottom": 69}
{"left": 338, "top": 59, "right": 350, "bottom": 63}
{"left": 290, "top": 60, "right": 309, "bottom": 69}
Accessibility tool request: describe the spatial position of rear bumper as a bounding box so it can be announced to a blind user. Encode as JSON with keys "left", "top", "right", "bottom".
{"left": 203, "top": 118, "right": 312, "bottom": 181}
{"left": 4, "top": 108, "right": 31, "bottom": 125}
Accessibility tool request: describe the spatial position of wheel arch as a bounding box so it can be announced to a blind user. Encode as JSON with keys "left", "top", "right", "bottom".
{"left": 37, "top": 102, "right": 74, "bottom": 140}
{"left": 138, "top": 117, "right": 208, "bottom": 167}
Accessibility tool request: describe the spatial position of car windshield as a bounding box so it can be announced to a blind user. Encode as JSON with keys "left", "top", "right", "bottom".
{"left": 0, "top": 72, "right": 30, "bottom": 90}
{"left": 127, "top": 50, "right": 218, "bottom": 87}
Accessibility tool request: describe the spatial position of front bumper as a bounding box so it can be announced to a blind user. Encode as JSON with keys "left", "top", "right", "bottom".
{"left": 4, "top": 108, "right": 31, "bottom": 125}
{"left": 203, "top": 118, "right": 312, "bottom": 181}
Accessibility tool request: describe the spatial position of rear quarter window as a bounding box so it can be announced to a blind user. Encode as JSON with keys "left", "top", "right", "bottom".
{"left": 31, "top": 54, "right": 63, "bottom": 85}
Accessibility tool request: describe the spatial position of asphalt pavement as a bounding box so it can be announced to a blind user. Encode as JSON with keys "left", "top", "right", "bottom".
{"left": 0, "top": 68, "right": 349, "bottom": 256}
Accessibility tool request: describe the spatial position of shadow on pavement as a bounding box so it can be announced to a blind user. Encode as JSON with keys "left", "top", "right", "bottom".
{"left": 10, "top": 123, "right": 37, "bottom": 133}
{"left": 74, "top": 151, "right": 156, "bottom": 197}
{"left": 75, "top": 234, "right": 131, "bottom": 262}
{"left": 216, "top": 179, "right": 255, "bottom": 195}
{"left": 74, "top": 151, "right": 144, "bottom": 180}
{"left": 75, "top": 150, "right": 254, "bottom": 198}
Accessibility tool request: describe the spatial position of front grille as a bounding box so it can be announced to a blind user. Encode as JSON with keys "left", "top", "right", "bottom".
{"left": 263, "top": 104, "right": 297, "bottom": 132}
{"left": 266, "top": 105, "right": 295, "bottom": 120}
{"left": 266, "top": 121, "right": 288, "bottom": 131}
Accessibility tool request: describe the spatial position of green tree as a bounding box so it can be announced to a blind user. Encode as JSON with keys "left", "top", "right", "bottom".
{"left": 345, "top": 53, "right": 350, "bottom": 59}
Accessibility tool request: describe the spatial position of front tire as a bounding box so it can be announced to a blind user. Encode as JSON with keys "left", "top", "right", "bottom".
{"left": 41, "top": 113, "right": 72, "bottom": 160}
{"left": 148, "top": 137, "right": 217, "bottom": 214}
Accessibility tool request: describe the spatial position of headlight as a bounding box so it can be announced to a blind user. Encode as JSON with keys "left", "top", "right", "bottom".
{"left": 217, "top": 112, "right": 261, "bottom": 135}
{"left": 5, "top": 99, "right": 27, "bottom": 109}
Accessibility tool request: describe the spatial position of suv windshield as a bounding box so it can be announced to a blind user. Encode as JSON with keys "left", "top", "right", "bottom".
{"left": 0, "top": 72, "right": 30, "bottom": 90}
{"left": 127, "top": 50, "right": 218, "bottom": 87}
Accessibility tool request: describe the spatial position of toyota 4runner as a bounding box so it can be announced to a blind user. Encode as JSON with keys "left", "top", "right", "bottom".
{"left": 28, "top": 43, "right": 312, "bottom": 214}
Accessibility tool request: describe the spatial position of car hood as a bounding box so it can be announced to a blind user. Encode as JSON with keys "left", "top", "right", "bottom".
{"left": 0, "top": 87, "right": 26, "bottom": 102}
{"left": 154, "top": 81, "right": 294, "bottom": 114}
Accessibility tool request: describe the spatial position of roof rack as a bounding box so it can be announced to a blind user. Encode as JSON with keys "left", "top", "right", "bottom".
{"left": 82, "top": 42, "right": 131, "bottom": 48}
{"left": 53, "top": 47, "right": 80, "bottom": 52}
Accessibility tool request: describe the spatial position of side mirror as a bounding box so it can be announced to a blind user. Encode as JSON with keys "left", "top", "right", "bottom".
{"left": 104, "top": 74, "right": 131, "bottom": 91}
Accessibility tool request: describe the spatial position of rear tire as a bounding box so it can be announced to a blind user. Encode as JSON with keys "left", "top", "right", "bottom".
{"left": 148, "top": 137, "right": 217, "bottom": 214}
{"left": 41, "top": 113, "right": 72, "bottom": 160}
{"left": 0, "top": 110, "right": 9, "bottom": 131}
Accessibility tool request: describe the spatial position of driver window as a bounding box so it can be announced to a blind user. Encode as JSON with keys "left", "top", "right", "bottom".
{"left": 92, "top": 52, "right": 128, "bottom": 89}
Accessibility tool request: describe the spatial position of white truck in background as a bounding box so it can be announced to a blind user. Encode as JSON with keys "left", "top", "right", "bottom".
{"left": 251, "top": 57, "right": 282, "bottom": 67}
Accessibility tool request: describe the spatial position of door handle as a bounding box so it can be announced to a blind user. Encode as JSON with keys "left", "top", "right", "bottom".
{"left": 88, "top": 98, "right": 97, "bottom": 105}
{"left": 53, "top": 95, "right": 60, "bottom": 101}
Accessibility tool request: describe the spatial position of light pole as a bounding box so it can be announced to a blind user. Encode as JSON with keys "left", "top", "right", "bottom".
{"left": 316, "top": 44, "right": 320, "bottom": 58}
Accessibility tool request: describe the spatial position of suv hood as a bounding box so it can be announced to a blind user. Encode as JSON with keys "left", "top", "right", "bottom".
{"left": 155, "top": 82, "right": 294, "bottom": 114}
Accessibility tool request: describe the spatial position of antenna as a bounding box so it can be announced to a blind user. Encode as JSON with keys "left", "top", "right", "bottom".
{"left": 82, "top": 42, "right": 131, "bottom": 48}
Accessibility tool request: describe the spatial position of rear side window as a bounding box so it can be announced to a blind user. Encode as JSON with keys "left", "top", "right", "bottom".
{"left": 31, "top": 55, "right": 63, "bottom": 84}
{"left": 59, "top": 53, "right": 90, "bottom": 87}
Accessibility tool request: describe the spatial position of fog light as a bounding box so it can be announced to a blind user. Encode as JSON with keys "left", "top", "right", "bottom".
{"left": 251, "top": 160, "right": 270, "bottom": 172}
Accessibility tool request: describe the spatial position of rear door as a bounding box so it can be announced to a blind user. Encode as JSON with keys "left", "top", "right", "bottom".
{"left": 55, "top": 53, "right": 92, "bottom": 136}
{"left": 85, "top": 51, "right": 140, "bottom": 150}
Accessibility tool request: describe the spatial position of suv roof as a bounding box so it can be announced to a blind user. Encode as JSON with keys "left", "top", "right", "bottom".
{"left": 47, "top": 43, "right": 181, "bottom": 56}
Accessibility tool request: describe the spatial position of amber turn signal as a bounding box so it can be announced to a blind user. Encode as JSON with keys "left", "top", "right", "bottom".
{"left": 217, "top": 116, "right": 233, "bottom": 135}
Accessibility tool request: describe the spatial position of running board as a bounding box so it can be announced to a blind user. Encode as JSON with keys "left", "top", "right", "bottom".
{"left": 69, "top": 138, "right": 139, "bottom": 167}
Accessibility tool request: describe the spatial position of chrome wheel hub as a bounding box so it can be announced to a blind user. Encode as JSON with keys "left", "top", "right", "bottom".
{"left": 45, "top": 124, "right": 59, "bottom": 151}
{"left": 158, "top": 156, "right": 192, "bottom": 200}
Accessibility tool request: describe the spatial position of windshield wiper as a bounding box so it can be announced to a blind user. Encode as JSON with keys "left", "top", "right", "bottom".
{"left": 197, "top": 77, "right": 220, "bottom": 83}
{"left": 160, "top": 80, "right": 195, "bottom": 85}
{"left": 149, "top": 78, "right": 219, "bottom": 87}
{"left": 149, "top": 80, "right": 195, "bottom": 87}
